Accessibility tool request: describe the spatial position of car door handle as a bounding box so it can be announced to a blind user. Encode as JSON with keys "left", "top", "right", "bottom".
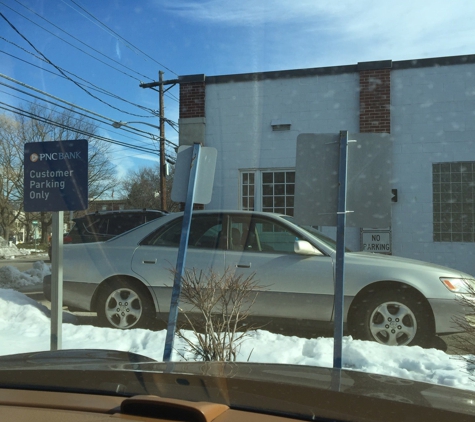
{"left": 143, "top": 259, "right": 157, "bottom": 264}
{"left": 236, "top": 263, "right": 251, "bottom": 268}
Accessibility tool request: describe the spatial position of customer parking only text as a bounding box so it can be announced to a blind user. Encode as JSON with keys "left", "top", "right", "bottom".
{"left": 29, "top": 169, "right": 74, "bottom": 200}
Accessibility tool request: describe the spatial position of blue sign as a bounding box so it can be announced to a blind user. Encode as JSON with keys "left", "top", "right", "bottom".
{"left": 24, "top": 140, "right": 88, "bottom": 212}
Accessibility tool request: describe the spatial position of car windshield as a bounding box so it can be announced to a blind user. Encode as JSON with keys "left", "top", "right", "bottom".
{"left": 2, "top": 1, "right": 475, "bottom": 420}
{"left": 282, "top": 215, "right": 353, "bottom": 252}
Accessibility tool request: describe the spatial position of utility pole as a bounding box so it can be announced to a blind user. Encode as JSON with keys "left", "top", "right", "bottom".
{"left": 140, "top": 74, "right": 179, "bottom": 212}
{"left": 159, "top": 71, "right": 167, "bottom": 211}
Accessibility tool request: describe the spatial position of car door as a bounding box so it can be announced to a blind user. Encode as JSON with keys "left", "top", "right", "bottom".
{"left": 224, "top": 214, "right": 334, "bottom": 321}
{"left": 131, "top": 213, "right": 226, "bottom": 313}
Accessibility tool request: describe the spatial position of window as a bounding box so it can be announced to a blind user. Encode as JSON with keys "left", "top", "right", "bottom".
{"left": 142, "top": 215, "right": 224, "bottom": 249}
{"left": 230, "top": 215, "right": 299, "bottom": 253}
{"left": 241, "top": 172, "right": 255, "bottom": 211}
{"left": 241, "top": 170, "right": 295, "bottom": 216}
{"left": 433, "top": 162, "right": 475, "bottom": 242}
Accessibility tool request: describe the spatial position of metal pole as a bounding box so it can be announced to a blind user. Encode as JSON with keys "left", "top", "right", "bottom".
{"left": 51, "top": 211, "right": 64, "bottom": 351}
{"left": 333, "top": 130, "right": 349, "bottom": 371}
{"left": 163, "top": 143, "right": 201, "bottom": 362}
{"left": 159, "top": 71, "right": 168, "bottom": 211}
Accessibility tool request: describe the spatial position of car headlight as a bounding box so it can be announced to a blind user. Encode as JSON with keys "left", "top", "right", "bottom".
{"left": 440, "top": 277, "right": 475, "bottom": 293}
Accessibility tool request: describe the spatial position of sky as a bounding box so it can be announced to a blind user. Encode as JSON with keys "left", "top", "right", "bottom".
{"left": 0, "top": 260, "right": 474, "bottom": 394}
{"left": 1, "top": 0, "right": 475, "bottom": 186}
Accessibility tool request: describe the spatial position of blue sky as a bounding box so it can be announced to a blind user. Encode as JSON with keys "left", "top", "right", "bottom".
{"left": 1, "top": 0, "right": 475, "bottom": 183}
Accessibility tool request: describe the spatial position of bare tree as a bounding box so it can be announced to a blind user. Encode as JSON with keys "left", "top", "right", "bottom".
{"left": 121, "top": 165, "right": 178, "bottom": 211}
{"left": 0, "top": 115, "right": 23, "bottom": 240}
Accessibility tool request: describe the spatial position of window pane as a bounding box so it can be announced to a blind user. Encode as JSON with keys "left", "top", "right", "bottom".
{"left": 263, "top": 172, "right": 273, "bottom": 183}
{"left": 433, "top": 161, "right": 475, "bottom": 242}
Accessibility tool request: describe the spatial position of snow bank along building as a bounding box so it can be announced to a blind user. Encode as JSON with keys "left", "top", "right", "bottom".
{"left": 176, "top": 54, "right": 475, "bottom": 276}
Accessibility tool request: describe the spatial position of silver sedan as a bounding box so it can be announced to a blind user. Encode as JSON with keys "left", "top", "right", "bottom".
{"left": 44, "top": 210, "right": 475, "bottom": 346}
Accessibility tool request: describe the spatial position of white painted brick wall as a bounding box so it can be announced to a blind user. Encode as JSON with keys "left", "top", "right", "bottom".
{"left": 391, "top": 64, "right": 475, "bottom": 274}
{"left": 202, "top": 64, "right": 475, "bottom": 274}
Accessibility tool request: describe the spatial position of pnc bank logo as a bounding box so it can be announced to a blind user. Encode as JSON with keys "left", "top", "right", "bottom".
{"left": 29, "top": 151, "right": 81, "bottom": 162}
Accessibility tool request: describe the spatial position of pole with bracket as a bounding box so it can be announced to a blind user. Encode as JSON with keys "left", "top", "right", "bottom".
{"left": 332, "top": 130, "right": 350, "bottom": 389}
{"left": 163, "top": 143, "right": 202, "bottom": 362}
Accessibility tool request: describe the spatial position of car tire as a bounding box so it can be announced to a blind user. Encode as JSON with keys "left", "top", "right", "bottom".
{"left": 97, "top": 280, "right": 155, "bottom": 330}
{"left": 350, "top": 288, "right": 434, "bottom": 347}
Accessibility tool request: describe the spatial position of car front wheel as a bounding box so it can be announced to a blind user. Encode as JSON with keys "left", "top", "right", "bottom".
{"left": 97, "top": 280, "right": 155, "bottom": 329}
{"left": 350, "top": 288, "right": 434, "bottom": 347}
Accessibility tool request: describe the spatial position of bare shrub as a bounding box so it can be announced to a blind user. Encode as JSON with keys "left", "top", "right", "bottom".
{"left": 171, "top": 267, "right": 262, "bottom": 362}
{"left": 451, "top": 282, "right": 475, "bottom": 376}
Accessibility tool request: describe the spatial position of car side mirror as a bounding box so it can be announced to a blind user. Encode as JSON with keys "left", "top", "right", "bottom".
{"left": 294, "top": 240, "right": 323, "bottom": 256}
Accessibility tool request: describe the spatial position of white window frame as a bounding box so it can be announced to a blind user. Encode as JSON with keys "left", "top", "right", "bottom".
{"left": 239, "top": 168, "right": 295, "bottom": 216}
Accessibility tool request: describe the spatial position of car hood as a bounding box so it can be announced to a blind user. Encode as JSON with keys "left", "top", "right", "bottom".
{"left": 0, "top": 349, "right": 473, "bottom": 420}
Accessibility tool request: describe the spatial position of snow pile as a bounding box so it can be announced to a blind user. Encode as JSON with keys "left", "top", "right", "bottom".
{"left": 0, "top": 289, "right": 76, "bottom": 353}
{"left": 0, "top": 285, "right": 474, "bottom": 392}
{"left": 0, "top": 261, "right": 50, "bottom": 289}
{"left": 0, "top": 236, "right": 27, "bottom": 259}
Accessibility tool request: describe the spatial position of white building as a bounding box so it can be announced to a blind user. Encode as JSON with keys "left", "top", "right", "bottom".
{"left": 177, "top": 55, "right": 475, "bottom": 275}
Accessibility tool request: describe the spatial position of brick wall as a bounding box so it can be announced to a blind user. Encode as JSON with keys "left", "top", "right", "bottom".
{"left": 180, "top": 81, "right": 206, "bottom": 118}
{"left": 359, "top": 68, "right": 391, "bottom": 133}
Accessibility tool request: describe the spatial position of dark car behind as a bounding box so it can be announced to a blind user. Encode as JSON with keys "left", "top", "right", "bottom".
{"left": 48, "top": 209, "right": 167, "bottom": 259}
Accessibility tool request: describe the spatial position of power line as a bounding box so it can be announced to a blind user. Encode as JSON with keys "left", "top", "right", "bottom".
{"left": 0, "top": 102, "right": 163, "bottom": 155}
{"left": 0, "top": 11, "right": 155, "bottom": 119}
{"left": 65, "top": 0, "right": 179, "bottom": 77}
{"left": 1, "top": 100, "right": 177, "bottom": 163}
{"left": 0, "top": 73, "right": 177, "bottom": 148}
{"left": 0, "top": 45, "right": 161, "bottom": 117}
{"left": 0, "top": 74, "right": 176, "bottom": 165}
{"left": 0, "top": 87, "right": 158, "bottom": 153}
{"left": 4, "top": 0, "right": 155, "bottom": 83}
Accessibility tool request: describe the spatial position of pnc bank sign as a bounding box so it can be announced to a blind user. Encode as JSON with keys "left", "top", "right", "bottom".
{"left": 24, "top": 140, "right": 88, "bottom": 212}
{"left": 30, "top": 151, "right": 82, "bottom": 162}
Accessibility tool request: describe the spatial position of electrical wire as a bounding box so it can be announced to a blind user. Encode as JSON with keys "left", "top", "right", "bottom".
{"left": 0, "top": 88, "right": 158, "bottom": 154}
{"left": 4, "top": 0, "right": 155, "bottom": 83}
{"left": 0, "top": 11, "right": 156, "bottom": 119}
{"left": 0, "top": 101, "right": 161, "bottom": 155}
{"left": 66, "top": 0, "right": 179, "bottom": 77}
{"left": 0, "top": 73, "right": 178, "bottom": 148}
{"left": 0, "top": 87, "right": 177, "bottom": 161}
{"left": 0, "top": 46, "right": 160, "bottom": 117}
{"left": 1, "top": 101, "right": 177, "bottom": 163}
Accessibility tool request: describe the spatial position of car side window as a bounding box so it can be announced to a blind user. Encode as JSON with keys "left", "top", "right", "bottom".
{"left": 229, "top": 216, "right": 299, "bottom": 253}
{"left": 141, "top": 214, "right": 224, "bottom": 249}
{"left": 108, "top": 214, "right": 143, "bottom": 235}
{"left": 82, "top": 217, "right": 106, "bottom": 235}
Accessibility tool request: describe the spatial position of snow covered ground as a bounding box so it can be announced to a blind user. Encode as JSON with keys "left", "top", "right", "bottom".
{"left": 0, "top": 237, "right": 29, "bottom": 258}
{"left": 0, "top": 261, "right": 474, "bottom": 392}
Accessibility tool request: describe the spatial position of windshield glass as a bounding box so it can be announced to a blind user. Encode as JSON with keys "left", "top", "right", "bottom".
{"left": 1, "top": 0, "right": 475, "bottom": 418}
{"left": 282, "top": 215, "right": 352, "bottom": 252}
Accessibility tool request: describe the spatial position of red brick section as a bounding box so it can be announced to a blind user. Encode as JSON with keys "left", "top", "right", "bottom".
{"left": 179, "top": 81, "right": 206, "bottom": 118}
{"left": 179, "top": 80, "right": 206, "bottom": 210}
{"left": 359, "top": 69, "right": 390, "bottom": 133}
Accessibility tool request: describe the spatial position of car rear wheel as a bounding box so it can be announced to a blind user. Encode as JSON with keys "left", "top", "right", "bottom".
{"left": 97, "top": 280, "right": 155, "bottom": 329}
{"left": 350, "top": 288, "right": 434, "bottom": 347}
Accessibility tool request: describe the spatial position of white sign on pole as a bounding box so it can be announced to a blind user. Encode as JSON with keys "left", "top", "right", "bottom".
{"left": 171, "top": 145, "right": 217, "bottom": 204}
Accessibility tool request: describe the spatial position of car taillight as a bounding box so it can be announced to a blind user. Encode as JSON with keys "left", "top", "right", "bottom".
{"left": 63, "top": 236, "right": 73, "bottom": 244}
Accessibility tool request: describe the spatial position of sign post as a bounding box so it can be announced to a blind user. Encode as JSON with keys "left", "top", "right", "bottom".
{"left": 24, "top": 140, "right": 88, "bottom": 351}
{"left": 294, "top": 132, "right": 392, "bottom": 387}
{"left": 163, "top": 143, "right": 217, "bottom": 362}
